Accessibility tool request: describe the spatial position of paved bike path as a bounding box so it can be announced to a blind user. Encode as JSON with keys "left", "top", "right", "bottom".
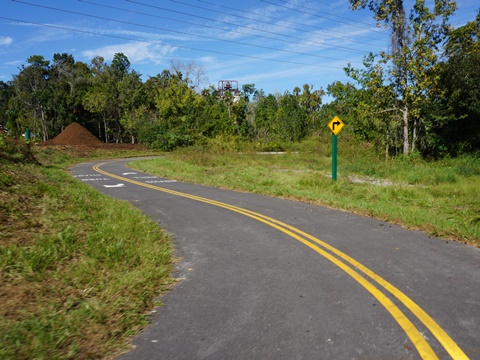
{"left": 70, "top": 159, "right": 480, "bottom": 360}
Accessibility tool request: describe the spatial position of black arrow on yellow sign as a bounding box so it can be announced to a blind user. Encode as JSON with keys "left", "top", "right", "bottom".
{"left": 328, "top": 116, "right": 344, "bottom": 136}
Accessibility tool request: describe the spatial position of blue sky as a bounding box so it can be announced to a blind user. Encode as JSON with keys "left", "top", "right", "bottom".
{"left": 0, "top": 0, "right": 478, "bottom": 97}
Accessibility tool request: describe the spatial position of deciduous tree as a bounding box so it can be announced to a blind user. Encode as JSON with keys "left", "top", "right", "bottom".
{"left": 349, "top": 0, "right": 456, "bottom": 155}
{"left": 429, "top": 13, "right": 480, "bottom": 154}
{"left": 0, "top": 81, "right": 14, "bottom": 131}
{"left": 13, "top": 55, "right": 51, "bottom": 141}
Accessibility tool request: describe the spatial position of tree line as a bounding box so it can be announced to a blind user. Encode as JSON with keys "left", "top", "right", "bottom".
{"left": 0, "top": 3, "right": 478, "bottom": 157}
{"left": 0, "top": 52, "right": 324, "bottom": 151}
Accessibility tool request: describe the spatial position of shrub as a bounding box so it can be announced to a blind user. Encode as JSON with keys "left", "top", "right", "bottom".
{"left": 0, "top": 134, "right": 38, "bottom": 164}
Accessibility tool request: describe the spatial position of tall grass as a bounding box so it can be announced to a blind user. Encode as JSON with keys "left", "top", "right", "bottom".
{"left": 130, "top": 135, "right": 479, "bottom": 246}
{"left": 1, "top": 145, "right": 172, "bottom": 359}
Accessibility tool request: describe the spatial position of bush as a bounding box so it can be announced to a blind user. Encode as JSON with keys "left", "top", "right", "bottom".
{"left": 138, "top": 124, "right": 194, "bottom": 151}
{"left": 255, "top": 141, "right": 285, "bottom": 152}
{"left": 150, "top": 133, "right": 193, "bottom": 151}
{"left": 0, "top": 134, "right": 38, "bottom": 164}
{"left": 205, "top": 134, "right": 249, "bottom": 152}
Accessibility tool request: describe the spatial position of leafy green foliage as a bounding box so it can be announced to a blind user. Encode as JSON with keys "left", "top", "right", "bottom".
{"left": 254, "top": 93, "right": 279, "bottom": 141}
{"left": 276, "top": 92, "right": 309, "bottom": 142}
{"left": 0, "top": 81, "right": 15, "bottom": 131}
{"left": 426, "top": 14, "right": 480, "bottom": 156}
{"left": 348, "top": 0, "right": 457, "bottom": 156}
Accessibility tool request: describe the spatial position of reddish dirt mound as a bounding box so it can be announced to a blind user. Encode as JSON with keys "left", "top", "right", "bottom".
{"left": 47, "top": 122, "right": 101, "bottom": 146}
{"left": 39, "top": 122, "right": 146, "bottom": 150}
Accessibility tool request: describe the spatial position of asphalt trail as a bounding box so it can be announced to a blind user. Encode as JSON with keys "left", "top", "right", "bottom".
{"left": 70, "top": 158, "right": 480, "bottom": 360}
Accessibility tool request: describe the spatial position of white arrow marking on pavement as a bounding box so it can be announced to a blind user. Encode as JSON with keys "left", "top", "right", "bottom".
{"left": 104, "top": 184, "right": 125, "bottom": 188}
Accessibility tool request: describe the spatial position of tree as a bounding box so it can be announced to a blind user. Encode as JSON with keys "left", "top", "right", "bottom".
{"left": 155, "top": 72, "right": 195, "bottom": 127}
{"left": 345, "top": 54, "right": 400, "bottom": 158}
{"left": 0, "top": 81, "right": 14, "bottom": 131}
{"left": 428, "top": 13, "right": 480, "bottom": 154}
{"left": 444, "top": 11, "right": 480, "bottom": 57}
{"left": 325, "top": 81, "right": 358, "bottom": 118}
{"left": 196, "top": 86, "right": 231, "bottom": 137}
{"left": 13, "top": 55, "right": 51, "bottom": 141}
{"left": 118, "top": 70, "right": 144, "bottom": 143}
{"left": 82, "top": 56, "right": 112, "bottom": 142}
{"left": 49, "top": 53, "right": 75, "bottom": 130}
{"left": 276, "top": 92, "right": 309, "bottom": 142}
{"left": 241, "top": 84, "right": 256, "bottom": 102}
{"left": 111, "top": 52, "right": 131, "bottom": 79}
{"left": 149, "top": 71, "right": 198, "bottom": 149}
{"left": 83, "top": 53, "right": 139, "bottom": 142}
{"left": 254, "top": 94, "right": 279, "bottom": 141}
{"left": 169, "top": 59, "right": 207, "bottom": 90}
{"left": 240, "top": 84, "right": 257, "bottom": 137}
{"left": 349, "top": 0, "right": 456, "bottom": 155}
{"left": 48, "top": 53, "right": 91, "bottom": 135}
{"left": 298, "top": 84, "right": 324, "bottom": 129}
{"left": 109, "top": 53, "right": 136, "bottom": 142}
{"left": 222, "top": 89, "right": 234, "bottom": 121}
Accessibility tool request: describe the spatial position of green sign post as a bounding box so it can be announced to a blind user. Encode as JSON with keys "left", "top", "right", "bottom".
{"left": 327, "top": 115, "right": 344, "bottom": 181}
{"left": 332, "top": 133, "right": 338, "bottom": 181}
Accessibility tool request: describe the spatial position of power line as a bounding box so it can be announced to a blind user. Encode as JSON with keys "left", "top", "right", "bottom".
{"left": 263, "top": 0, "right": 385, "bottom": 32}
{"left": 0, "top": 16, "right": 346, "bottom": 69}
{"left": 197, "top": 0, "right": 387, "bottom": 40}
{"left": 81, "top": 0, "right": 307, "bottom": 52}
{"left": 80, "top": 0, "right": 368, "bottom": 57}
{"left": 12, "top": 0, "right": 364, "bottom": 63}
{"left": 126, "top": 0, "right": 381, "bottom": 52}
{"left": 170, "top": 0, "right": 385, "bottom": 47}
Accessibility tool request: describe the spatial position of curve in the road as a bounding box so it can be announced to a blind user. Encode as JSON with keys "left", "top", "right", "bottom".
{"left": 93, "top": 162, "right": 469, "bottom": 360}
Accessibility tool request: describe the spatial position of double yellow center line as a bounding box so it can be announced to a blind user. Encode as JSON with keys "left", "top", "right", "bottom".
{"left": 93, "top": 163, "right": 468, "bottom": 359}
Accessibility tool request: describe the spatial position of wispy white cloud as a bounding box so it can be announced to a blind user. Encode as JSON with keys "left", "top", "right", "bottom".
{"left": 13, "top": 20, "right": 98, "bottom": 46}
{"left": 81, "top": 41, "right": 177, "bottom": 66}
{"left": 0, "top": 36, "right": 13, "bottom": 46}
{"left": 5, "top": 59, "right": 23, "bottom": 66}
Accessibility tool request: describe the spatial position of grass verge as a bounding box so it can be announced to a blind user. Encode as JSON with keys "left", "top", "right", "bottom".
{"left": 129, "top": 138, "right": 479, "bottom": 247}
{"left": 1, "top": 144, "right": 172, "bottom": 359}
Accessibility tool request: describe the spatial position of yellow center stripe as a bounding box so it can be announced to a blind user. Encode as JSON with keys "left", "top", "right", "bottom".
{"left": 92, "top": 163, "right": 468, "bottom": 360}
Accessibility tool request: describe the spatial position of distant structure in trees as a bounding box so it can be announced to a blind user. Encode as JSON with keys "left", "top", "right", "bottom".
{"left": 218, "top": 80, "right": 240, "bottom": 103}
{"left": 218, "top": 80, "right": 240, "bottom": 96}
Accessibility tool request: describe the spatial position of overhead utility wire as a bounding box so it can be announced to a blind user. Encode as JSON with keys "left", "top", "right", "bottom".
{"left": 273, "top": 0, "right": 385, "bottom": 30}
{"left": 81, "top": 0, "right": 298, "bottom": 49}
{"left": 172, "top": 0, "right": 382, "bottom": 45}
{"left": 262, "top": 0, "right": 342, "bottom": 21}
{"left": 261, "top": 0, "right": 386, "bottom": 36}
{"left": 127, "top": 0, "right": 379, "bottom": 51}
{"left": 12, "top": 0, "right": 363, "bottom": 63}
{"left": 0, "top": 16, "right": 342, "bottom": 69}
{"left": 80, "top": 0, "right": 367, "bottom": 56}
{"left": 197, "top": 0, "right": 386, "bottom": 40}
